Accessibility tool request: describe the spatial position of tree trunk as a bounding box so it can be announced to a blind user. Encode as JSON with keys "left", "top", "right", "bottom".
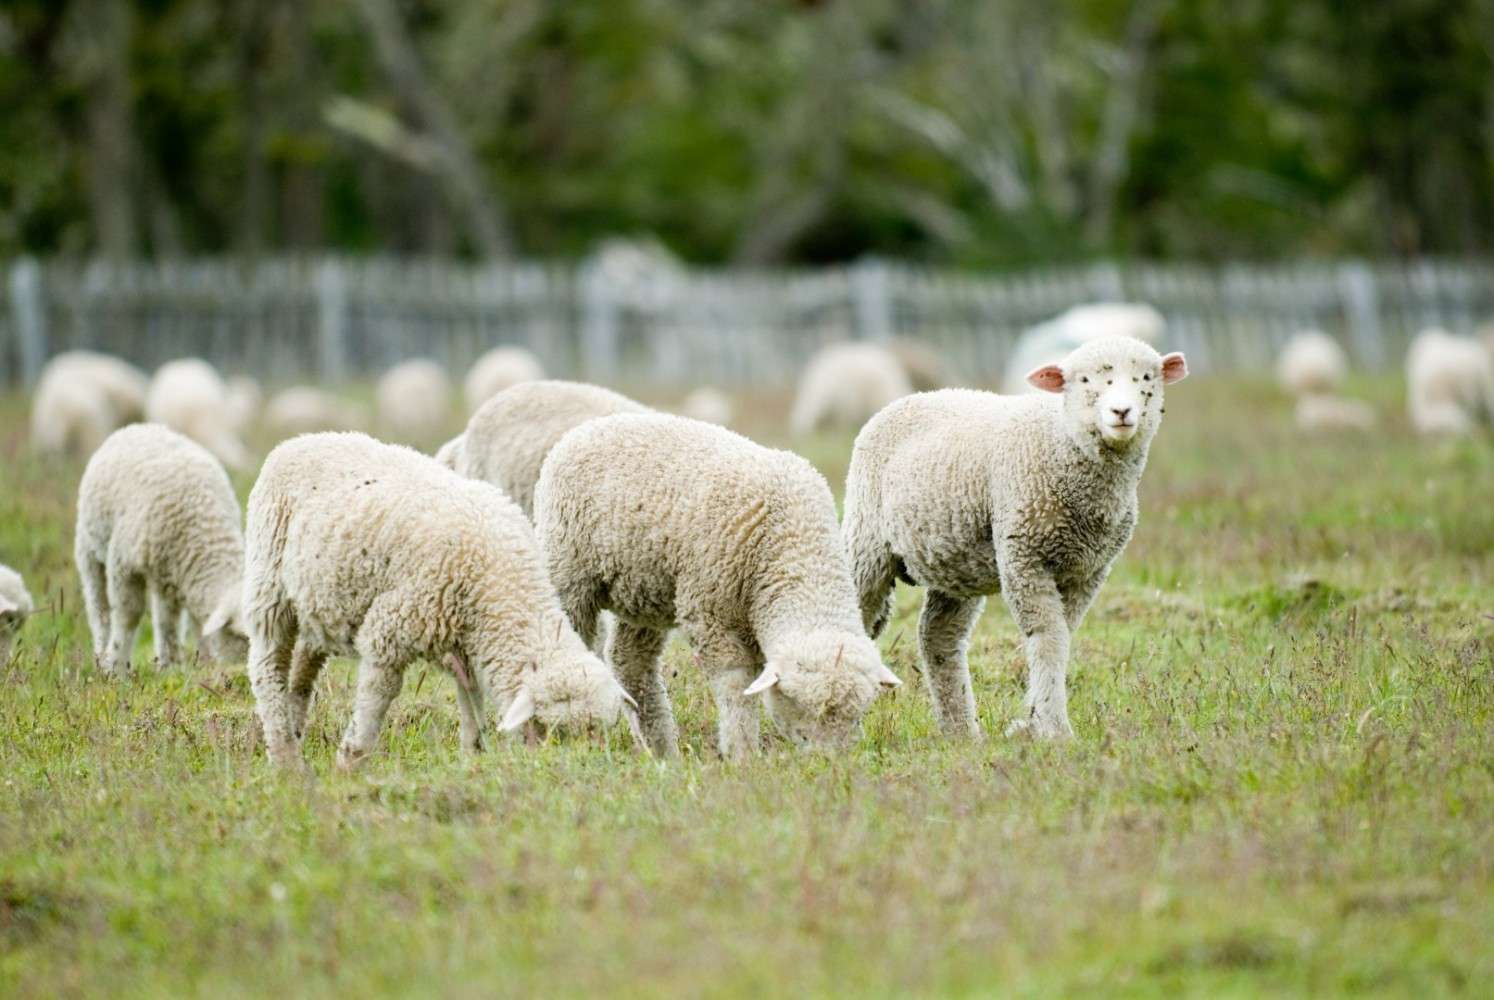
{"left": 79, "top": 0, "right": 137, "bottom": 259}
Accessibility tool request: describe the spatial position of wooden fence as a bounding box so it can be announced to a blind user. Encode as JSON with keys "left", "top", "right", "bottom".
{"left": 4, "top": 256, "right": 1493, "bottom": 387}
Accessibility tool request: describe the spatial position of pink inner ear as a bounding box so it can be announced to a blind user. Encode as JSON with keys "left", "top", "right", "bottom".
{"left": 1161, "top": 352, "right": 1188, "bottom": 384}
{"left": 1026, "top": 364, "right": 1066, "bottom": 393}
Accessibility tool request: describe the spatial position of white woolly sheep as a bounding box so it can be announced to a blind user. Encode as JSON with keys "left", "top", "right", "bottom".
{"left": 145, "top": 359, "right": 253, "bottom": 470}
{"left": 1001, "top": 302, "right": 1165, "bottom": 394}
{"left": 453, "top": 380, "right": 649, "bottom": 517}
{"left": 377, "top": 359, "right": 454, "bottom": 442}
{"left": 0, "top": 563, "right": 34, "bottom": 665}
{"left": 535, "top": 413, "right": 902, "bottom": 759}
{"left": 790, "top": 341, "right": 913, "bottom": 435}
{"left": 845, "top": 336, "right": 1187, "bottom": 740}
{"left": 678, "top": 386, "right": 733, "bottom": 426}
{"left": 225, "top": 375, "right": 263, "bottom": 433}
{"left": 463, "top": 346, "right": 545, "bottom": 414}
{"left": 30, "top": 351, "right": 149, "bottom": 457}
{"left": 263, "top": 387, "right": 364, "bottom": 438}
{"left": 888, "top": 337, "right": 948, "bottom": 391}
{"left": 243, "top": 432, "right": 641, "bottom": 769}
{"left": 1406, "top": 329, "right": 1494, "bottom": 435}
{"left": 75, "top": 424, "right": 248, "bottom": 676}
{"left": 1277, "top": 330, "right": 1348, "bottom": 396}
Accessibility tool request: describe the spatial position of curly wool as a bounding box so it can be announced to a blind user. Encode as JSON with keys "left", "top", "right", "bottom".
{"left": 790, "top": 341, "right": 913, "bottom": 435}
{"left": 376, "top": 359, "right": 454, "bottom": 443}
{"left": 243, "top": 432, "right": 634, "bottom": 769}
{"left": 75, "top": 424, "right": 247, "bottom": 676}
{"left": 463, "top": 346, "right": 545, "bottom": 414}
{"left": 451, "top": 380, "right": 648, "bottom": 517}
{"left": 30, "top": 351, "right": 149, "bottom": 457}
{"left": 845, "top": 336, "right": 1185, "bottom": 740}
{"left": 146, "top": 359, "right": 252, "bottom": 470}
{"left": 535, "top": 413, "right": 899, "bottom": 759}
{"left": 0, "top": 563, "right": 34, "bottom": 665}
{"left": 1406, "top": 329, "right": 1494, "bottom": 435}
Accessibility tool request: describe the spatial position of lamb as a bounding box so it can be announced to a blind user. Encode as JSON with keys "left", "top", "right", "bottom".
{"left": 451, "top": 380, "right": 649, "bottom": 516}
{"left": 790, "top": 342, "right": 913, "bottom": 435}
{"left": 263, "top": 387, "right": 364, "bottom": 438}
{"left": 535, "top": 413, "right": 902, "bottom": 759}
{"left": 845, "top": 336, "right": 1187, "bottom": 740}
{"left": 243, "top": 432, "right": 641, "bottom": 769}
{"left": 75, "top": 424, "right": 248, "bottom": 676}
{"left": 1001, "top": 302, "right": 1165, "bottom": 394}
{"left": 0, "top": 563, "right": 34, "bottom": 665}
{"left": 678, "top": 386, "right": 733, "bottom": 426}
{"left": 1406, "top": 329, "right": 1494, "bottom": 435}
{"left": 30, "top": 351, "right": 149, "bottom": 457}
{"left": 463, "top": 346, "right": 545, "bottom": 414}
{"left": 1276, "top": 331, "right": 1377, "bottom": 431}
{"left": 145, "top": 359, "right": 253, "bottom": 469}
{"left": 377, "top": 359, "right": 454, "bottom": 442}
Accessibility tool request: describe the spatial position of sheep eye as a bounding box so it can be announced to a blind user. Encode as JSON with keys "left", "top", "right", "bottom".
{"left": 1080, "top": 376, "right": 1089, "bottom": 384}
{"left": 1106, "top": 379, "right": 1113, "bottom": 385}
{"left": 1144, "top": 373, "right": 1152, "bottom": 381}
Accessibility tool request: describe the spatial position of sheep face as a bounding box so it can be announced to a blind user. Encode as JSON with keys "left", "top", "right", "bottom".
{"left": 745, "top": 631, "right": 901, "bottom": 751}
{"left": 1028, "top": 336, "right": 1187, "bottom": 450}
{"left": 200, "top": 589, "right": 249, "bottom": 664}
{"left": 500, "top": 654, "right": 644, "bottom": 747}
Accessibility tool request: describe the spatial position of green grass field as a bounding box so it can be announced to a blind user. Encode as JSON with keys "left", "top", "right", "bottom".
{"left": 1, "top": 378, "right": 1490, "bottom": 997}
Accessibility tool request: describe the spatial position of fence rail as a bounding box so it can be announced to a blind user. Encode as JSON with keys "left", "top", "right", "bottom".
{"left": 4, "top": 256, "right": 1494, "bottom": 387}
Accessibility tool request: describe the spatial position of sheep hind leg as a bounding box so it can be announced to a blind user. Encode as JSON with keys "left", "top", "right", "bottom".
{"left": 608, "top": 621, "right": 677, "bottom": 757}
{"left": 917, "top": 589, "right": 985, "bottom": 740}
{"left": 287, "top": 640, "right": 327, "bottom": 744}
{"left": 248, "top": 617, "right": 302, "bottom": 769}
{"left": 336, "top": 656, "right": 405, "bottom": 770}
{"left": 447, "top": 653, "right": 485, "bottom": 754}
{"left": 149, "top": 588, "right": 182, "bottom": 667}
{"left": 102, "top": 567, "right": 146, "bottom": 678}
{"left": 76, "top": 552, "right": 109, "bottom": 665}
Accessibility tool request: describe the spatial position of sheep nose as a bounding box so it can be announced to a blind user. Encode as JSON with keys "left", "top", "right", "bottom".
{"left": 1109, "top": 405, "right": 1133, "bottom": 423}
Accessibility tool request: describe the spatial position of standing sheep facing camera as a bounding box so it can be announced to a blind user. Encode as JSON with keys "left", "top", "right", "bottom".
{"left": 0, "top": 564, "right": 35, "bottom": 665}
{"left": 146, "top": 359, "right": 253, "bottom": 470}
{"left": 536, "top": 413, "right": 903, "bottom": 759}
{"left": 75, "top": 424, "right": 248, "bottom": 676}
{"left": 377, "top": 359, "right": 454, "bottom": 442}
{"left": 845, "top": 336, "right": 1187, "bottom": 740}
{"left": 243, "top": 432, "right": 641, "bottom": 770}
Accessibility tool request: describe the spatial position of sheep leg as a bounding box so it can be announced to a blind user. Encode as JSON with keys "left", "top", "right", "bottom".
{"left": 851, "top": 541, "right": 899, "bottom": 639}
{"left": 607, "top": 621, "right": 677, "bottom": 757}
{"left": 709, "top": 666, "right": 761, "bottom": 761}
{"left": 917, "top": 589, "right": 985, "bottom": 739}
{"left": 447, "top": 653, "right": 485, "bottom": 753}
{"left": 76, "top": 551, "right": 110, "bottom": 664}
{"left": 102, "top": 567, "right": 145, "bottom": 678}
{"left": 1001, "top": 574, "right": 1073, "bottom": 739}
{"left": 1061, "top": 568, "right": 1110, "bottom": 634}
{"left": 149, "top": 588, "right": 182, "bottom": 667}
{"left": 247, "top": 617, "right": 301, "bottom": 768}
{"left": 337, "top": 656, "right": 405, "bottom": 770}
{"left": 287, "top": 640, "right": 328, "bottom": 743}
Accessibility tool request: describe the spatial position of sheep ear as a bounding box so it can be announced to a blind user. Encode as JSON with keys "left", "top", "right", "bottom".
{"left": 743, "top": 666, "right": 779, "bottom": 697}
{"left": 877, "top": 664, "right": 903, "bottom": 689}
{"left": 499, "top": 687, "right": 536, "bottom": 732}
{"left": 1025, "top": 364, "right": 1066, "bottom": 393}
{"left": 1160, "top": 352, "right": 1188, "bottom": 384}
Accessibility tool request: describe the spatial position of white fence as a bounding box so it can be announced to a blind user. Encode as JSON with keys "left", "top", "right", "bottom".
{"left": 4, "top": 256, "right": 1494, "bottom": 387}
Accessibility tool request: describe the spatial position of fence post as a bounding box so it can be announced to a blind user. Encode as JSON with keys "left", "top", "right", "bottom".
{"left": 580, "top": 260, "right": 620, "bottom": 379}
{"left": 9, "top": 258, "right": 47, "bottom": 386}
{"left": 852, "top": 258, "right": 893, "bottom": 342}
{"left": 1337, "top": 261, "right": 1382, "bottom": 369}
{"left": 317, "top": 258, "right": 348, "bottom": 381}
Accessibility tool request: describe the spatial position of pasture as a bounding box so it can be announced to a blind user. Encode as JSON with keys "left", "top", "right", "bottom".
{"left": 0, "top": 377, "right": 1490, "bottom": 997}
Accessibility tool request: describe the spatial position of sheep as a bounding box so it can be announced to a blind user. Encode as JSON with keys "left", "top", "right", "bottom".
{"left": 0, "top": 563, "right": 34, "bottom": 665}
{"left": 1277, "top": 331, "right": 1376, "bottom": 431}
{"left": 1406, "top": 329, "right": 1494, "bottom": 435}
{"left": 844, "top": 336, "right": 1188, "bottom": 740}
{"left": 145, "top": 359, "right": 253, "bottom": 470}
{"left": 452, "top": 380, "right": 649, "bottom": 517}
{"left": 225, "top": 375, "right": 263, "bottom": 433}
{"left": 376, "top": 359, "right": 454, "bottom": 442}
{"left": 790, "top": 342, "right": 913, "bottom": 435}
{"left": 1001, "top": 302, "right": 1165, "bottom": 394}
{"left": 263, "top": 387, "right": 364, "bottom": 438}
{"left": 888, "top": 337, "right": 948, "bottom": 391}
{"left": 463, "top": 346, "right": 545, "bottom": 415}
{"left": 678, "top": 386, "right": 733, "bottom": 426}
{"left": 243, "top": 432, "right": 641, "bottom": 769}
{"left": 30, "top": 351, "right": 149, "bottom": 457}
{"left": 535, "top": 413, "right": 902, "bottom": 760}
{"left": 75, "top": 424, "right": 248, "bottom": 677}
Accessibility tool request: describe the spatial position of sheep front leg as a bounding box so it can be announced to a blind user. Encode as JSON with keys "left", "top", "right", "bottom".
{"left": 1001, "top": 573, "right": 1073, "bottom": 739}
{"left": 337, "top": 657, "right": 405, "bottom": 770}
{"left": 76, "top": 549, "right": 109, "bottom": 664}
{"left": 709, "top": 666, "right": 761, "bottom": 761}
{"left": 1061, "top": 567, "right": 1110, "bottom": 635}
{"left": 103, "top": 567, "right": 145, "bottom": 677}
{"left": 917, "top": 589, "right": 985, "bottom": 739}
{"left": 608, "top": 621, "right": 677, "bottom": 757}
{"left": 287, "top": 640, "right": 328, "bottom": 743}
{"left": 149, "top": 588, "right": 182, "bottom": 667}
{"left": 446, "top": 653, "right": 485, "bottom": 754}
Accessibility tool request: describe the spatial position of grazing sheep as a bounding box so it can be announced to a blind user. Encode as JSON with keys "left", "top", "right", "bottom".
{"left": 536, "top": 413, "right": 902, "bottom": 759}
{"left": 1001, "top": 302, "right": 1165, "bottom": 394}
{"left": 225, "top": 375, "right": 263, "bottom": 433}
{"left": 1406, "top": 329, "right": 1494, "bottom": 435}
{"left": 452, "top": 380, "right": 649, "bottom": 517}
{"left": 888, "top": 337, "right": 948, "bottom": 391}
{"left": 790, "top": 342, "right": 913, "bottom": 435}
{"left": 463, "top": 346, "right": 545, "bottom": 414}
{"left": 1277, "top": 330, "right": 1348, "bottom": 396}
{"left": 0, "top": 563, "right": 34, "bottom": 665}
{"left": 243, "top": 432, "right": 641, "bottom": 769}
{"left": 845, "top": 336, "right": 1187, "bottom": 740}
{"left": 145, "top": 359, "right": 253, "bottom": 470}
{"left": 263, "top": 387, "right": 364, "bottom": 438}
{"left": 377, "top": 359, "right": 454, "bottom": 442}
{"left": 30, "top": 351, "right": 148, "bottom": 457}
{"left": 679, "top": 386, "right": 733, "bottom": 426}
{"left": 75, "top": 424, "right": 248, "bottom": 676}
